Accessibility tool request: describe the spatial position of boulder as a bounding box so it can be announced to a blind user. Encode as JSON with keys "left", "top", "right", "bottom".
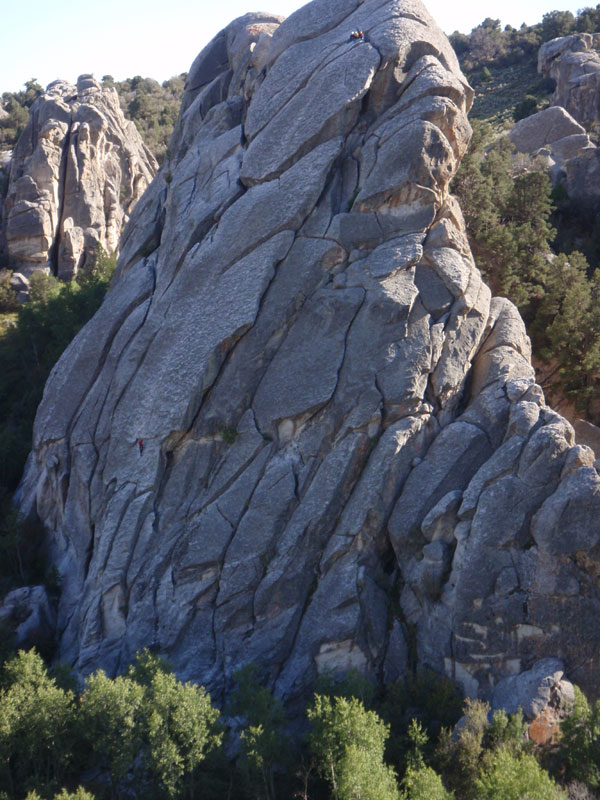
{"left": 16, "top": 1, "right": 600, "bottom": 707}
{"left": 9, "top": 271, "right": 30, "bottom": 303}
{"left": 0, "top": 585, "right": 56, "bottom": 649}
{"left": 539, "top": 34, "right": 600, "bottom": 128}
{"left": 490, "top": 659, "right": 575, "bottom": 744}
{"left": 574, "top": 419, "right": 600, "bottom": 455}
{"left": 565, "top": 145, "right": 600, "bottom": 198}
{"left": 510, "top": 106, "right": 586, "bottom": 154}
{"left": 2, "top": 76, "right": 157, "bottom": 280}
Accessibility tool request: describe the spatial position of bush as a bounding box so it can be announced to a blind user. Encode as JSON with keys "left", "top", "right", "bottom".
{"left": 0, "top": 648, "right": 222, "bottom": 800}
{"left": 513, "top": 94, "right": 539, "bottom": 121}
{"left": 401, "top": 720, "right": 454, "bottom": 799}
{"left": 228, "top": 664, "right": 291, "bottom": 800}
{"left": 0, "top": 649, "right": 77, "bottom": 797}
{"left": 0, "top": 271, "right": 17, "bottom": 313}
{"left": 28, "top": 271, "right": 60, "bottom": 304}
{"left": 402, "top": 764, "right": 454, "bottom": 799}
{"left": 434, "top": 699, "right": 529, "bottom": 799}
{"left": 308, "top": 694, "right": 400, "bottom": 800}
{"left": 474, "top": 747, "right": 566, "bottom": 799}
{"left": 559, "top": 685, "right": 600, "bottom": 789}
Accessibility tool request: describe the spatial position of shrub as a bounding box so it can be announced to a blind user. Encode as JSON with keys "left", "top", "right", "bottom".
{"left": 0, "top": 649, "right": 77, "bottom": 797}
{"left": 28, "top": 271, "right": 60, "bottom": 304}
{"left": 402, "top": 764, "right": 454, "bottom": 799}
{"left": 229, "top": 664, "right": 291, "bottom": 800}
{"left": 0, "top": 271, "right": 17, "bottom": 313}
{"left": 513, "top": 94, "right": 539, "bottom": 121}
{"left": 308, "top": 694, "right": 400, "bottom": 800}
{"left": 559, "top": 685, "right": 600, "bottom": 788}
{"left": 474, "top": 747, "right": 566, "bottom": 799}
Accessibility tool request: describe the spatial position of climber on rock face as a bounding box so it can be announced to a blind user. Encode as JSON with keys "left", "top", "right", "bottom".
{"left": 350, "top": 29, "right": 365, "bottom": 41}
{"left": 138, "top": 438, "right": 144, "bottom": 455}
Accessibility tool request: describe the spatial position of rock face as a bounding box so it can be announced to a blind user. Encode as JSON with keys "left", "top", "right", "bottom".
{"left": 509, "top": 106, "right": 589, "bottom": 157}
{"left": 2, "top": 76, "right": 157, "bottom": 280}
{"left": 0, "top": 149, "right": 11, "bottom": 262}
{"left": 19, "top": 1, "right": 600, "bottom": 703}
{"left": 0, "top": 586, "right": 56, "bottom": 650}
{"left": 508, "top": 104, "right": 600, "bottom": 200}
{"left": 539, "top": 33, "right": 600, "bottom": 128}
{"left": 509, "top": 106, "right": 596, "bottom": 191}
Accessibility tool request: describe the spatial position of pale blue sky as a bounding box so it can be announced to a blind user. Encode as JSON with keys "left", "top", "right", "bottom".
{"left": 1, "top": 0, "right": 588, "bottom": 93}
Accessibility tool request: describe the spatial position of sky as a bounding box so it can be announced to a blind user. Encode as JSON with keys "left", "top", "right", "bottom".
{"left": 1, "top": 0, "right": 590, "bottom": 93}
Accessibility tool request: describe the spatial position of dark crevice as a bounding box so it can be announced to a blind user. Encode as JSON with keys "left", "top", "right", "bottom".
{"left": 49, "top": 114, "right": 73, "bottom": 277}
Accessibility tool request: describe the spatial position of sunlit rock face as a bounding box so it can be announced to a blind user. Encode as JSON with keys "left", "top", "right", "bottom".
{"left": 3, "top": 75, "right": 157, "bottom": 280}
{"left": 20, "top": 1, "right": 600, "bottom": 703}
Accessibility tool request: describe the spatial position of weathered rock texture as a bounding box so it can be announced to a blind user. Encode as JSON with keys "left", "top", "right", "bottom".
{"left": 539, "top": 33, "right": 600, "bottom": 128}
{"left": 490, "top": 658, "right": 574, "bottom": 745}
{"left": 3, "top": 76, "right": 157, "bottom": 280}
{"left": 0, "top": 150, "right": 11, "bottom": 261}
{"left": 509, "top": 105, "right": 597, "bottom": 192}
{"left": 20, "top": 1, "right": 600, "bottom": 703}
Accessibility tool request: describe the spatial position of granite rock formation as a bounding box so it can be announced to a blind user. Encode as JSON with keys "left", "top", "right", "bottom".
{"left": 508, "top": 105, "right": 597, "bottom": 192}
{"left": 535, "top": 34, "right": 600, "bottom": 199}
{"left": 0, "top": 150, "right": 11, "bottom": 263}
{"left": 3, "top": 76, "right": 157, "bottom": 281}
{"left": 19, "top": 0, "right": 600, "bottom": 703}
{"left": 539, "top": 32, "right": 600, "bottom": 128}
{"left": 490, "top": 658, "right": 575, "bottom": 745}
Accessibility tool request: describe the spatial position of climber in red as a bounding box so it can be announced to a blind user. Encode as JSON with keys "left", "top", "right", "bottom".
{"left": 138, "top": 438, "right": 144, "bottom": 455}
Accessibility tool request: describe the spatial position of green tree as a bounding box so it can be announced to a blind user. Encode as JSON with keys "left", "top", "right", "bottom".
{"left": 380, "top": 668, "right": 463, "bottom": 773}
{"left": 541, "top": 10, "right": 575, "bottom": 41}
{"left": 559, "top": 685, "right": 600, "bottom": 788}
{"left": 400, "top": 719, "right": 454, "bottom": 800}
{"left": 0, "top": 79, "right": 43, "bottom": 150}
{"left": 513, "top": 94, "right": 539, "bottom": 121}
{"left": 138, "top": 657, "right": 222, "bottom": 800}
{"left": 0, "top": 271, "right": 18, "bottom": 312}
{"left": 229, "top": 664, "right": 290, "bottom": 800}
{"left": 78, "top": 671, "right": 146, "bottom": 798}
{"left": 532, "top": 253, "right": 600, "bottom": 414}
{"left": 52, "top": 789, "right": 96, "bottom": 800}
{"left": 434, "top": 699, "right": 492, "bottom": 798}
{"left": 474, "top": 747, "right": 566, "bottom": 799}
{"left": 0, "top": 649, "right": 76, "bottom": 797}
{"left": 307, "top": 694, "right": 400, "bottom": 800}
{"left": 29, "top": 271, "right": 61, "bottom": 304}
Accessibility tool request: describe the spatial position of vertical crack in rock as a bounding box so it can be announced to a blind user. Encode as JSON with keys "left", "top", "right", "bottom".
{"left": 49, "top": 113, "right": 73, "bottom": 276}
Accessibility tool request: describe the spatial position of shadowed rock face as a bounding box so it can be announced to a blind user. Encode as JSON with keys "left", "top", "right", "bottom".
{"left": 3, "top": 75, "right": 157, "bottom": 280}
{"left": 19, "top": 1, "right": 600, "bottom": 703}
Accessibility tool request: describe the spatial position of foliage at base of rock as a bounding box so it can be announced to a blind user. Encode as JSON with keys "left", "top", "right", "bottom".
{"left": 308, "top": 695, "right": 400, "bottom": 800}
{"left": 0, "top": 649, "right": 221, "bottom": 800}
{"left": 474, "top": 748, "right": 566, "bottom": 800}
{"left": 559, "top": 686, "right": 600, "bottom": 789}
